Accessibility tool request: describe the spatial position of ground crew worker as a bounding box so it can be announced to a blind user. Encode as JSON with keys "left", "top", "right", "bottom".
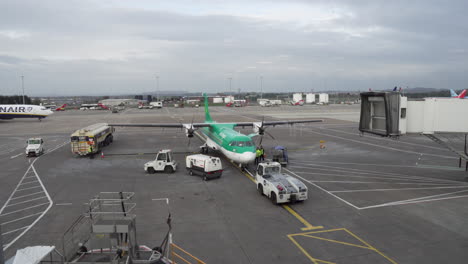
{"left": 260, "top": 145, "right": 265, "bottom": 162}
{"left": 255, "top": 147, "right": 262, "bottom": 165}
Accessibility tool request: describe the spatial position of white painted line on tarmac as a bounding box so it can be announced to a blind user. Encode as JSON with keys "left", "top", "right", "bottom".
{"left": 16, "top": 186, "right": 42, "bottom": 192}
{"left": 289, "top": 162, "right": 464, "bottom": 183}
{"left": 290, "top": 164, "right": 462, "bottom": 184}
{"left": 1, "top": 212, "right": 43, "bottom": 225}
{"left": 0, "top": 203, "right": 50, "bottom": 217}
{"left": 330, "top": 185, "right": 468, "bottom": 193}
{"left": 3, "top": 164, "right": 54, "bottom": 250}
{"left": 363, "top": 189, "right": 468, "bottom": 207}
{"left": 309, "top": 180, "right": 462, "bottom": 186}
{"left": 290, "top": 170, "right": 457, "bottom": 185}
{"left": 10, "top": 191, "right": 45, "bottom": 200}
{"left": 5, "top": 196, "right": 48, "bottom": 207}
{"left": 321, "top": 127, "right": 448, "bottom": 151}
{"left": 284, "top": 168, "right": 361, "bottom": 210}
{"left": 152, "top": 198, "right": 169, "bottom": 204}
{"left": 300, "top": 127, "right": 455, "bottom": 159}
{"left": 10, "top": 153, "right": 22, "bottom": 159}
{"left": 382, "top": 194, "right": 468, "bottom": 207}
{"left": 19, "top": 180, "right": 39, "bottom": 185}
{"left": 359, "top": 189, "right": 468, "bottom": 209}
{"left": 2, "top": 226, "right": 29, "bottom": 236}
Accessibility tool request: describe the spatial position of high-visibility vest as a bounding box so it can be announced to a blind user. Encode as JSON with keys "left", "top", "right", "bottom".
{"left": 256, "top": 149, "right": 262, "bottom": 157}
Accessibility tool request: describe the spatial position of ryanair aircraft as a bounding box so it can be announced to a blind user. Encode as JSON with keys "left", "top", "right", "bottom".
{"left": 0, "top": 105, "right": 54, "bottom": 120}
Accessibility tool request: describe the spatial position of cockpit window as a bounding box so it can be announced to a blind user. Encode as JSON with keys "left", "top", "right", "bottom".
{"left": 230, "top": 140, "right": 254, "bottom": 147}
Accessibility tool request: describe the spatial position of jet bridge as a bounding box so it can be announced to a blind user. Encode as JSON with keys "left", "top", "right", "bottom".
{"left": 360, "top": 92, "right": 468, "bottom": 135}
{"left": 359, "top": 92, "right": 468, "bottom": 169}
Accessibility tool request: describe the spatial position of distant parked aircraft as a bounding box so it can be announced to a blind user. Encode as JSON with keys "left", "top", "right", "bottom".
{"left": 55, "top": 104, "right": 67, "bottom": 111}
{"left": 450, "top": 89, "right": 467, "bottom": 99}
{"left": 0, "top": 105, "right": 53, "bottom": 120}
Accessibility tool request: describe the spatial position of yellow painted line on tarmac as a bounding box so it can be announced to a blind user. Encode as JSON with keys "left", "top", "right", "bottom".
{"left": 288, "top": 228, "right": 399, "bottom": 264}
{"left": 344, "top": 228, "right": 398, "bottom": 264}
{"left": 283, "top": 205, "right": 323, "bottom": 231}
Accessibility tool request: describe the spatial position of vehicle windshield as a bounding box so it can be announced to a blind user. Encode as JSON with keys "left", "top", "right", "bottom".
{"left": 28, "top": 139, "right": 41, "bottom": 144}
{"left": 264, "top": 166, "right": 280, "bottom": 174}
{"left": 157, "top": 153, "right": 167, "bottom": 161}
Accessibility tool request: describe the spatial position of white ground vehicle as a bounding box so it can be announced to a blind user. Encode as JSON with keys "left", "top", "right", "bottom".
{"left": 186, "top": 154, "right": 223, "bottom": 181}
{"left": 255, "top": 161, "right": 308, "bottom": 204}
{"left": 26, "top": 138, "right": 44, "bottom": 157}
{"left": 144, "top": 149, "right": 177, "bottom": 173}
{"left": 138, "top": 104, "right": 154, "bottom": 109}
{"left": 149, "top": 101, "right": 163, "bottom": 108}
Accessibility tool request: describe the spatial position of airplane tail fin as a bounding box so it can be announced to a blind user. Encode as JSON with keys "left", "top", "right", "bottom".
{"left": 450, "top": 89, "right": 458, "bottom": 97}
{"left": 458, "top": 89, "right": 467, "bottom": 98}
{"left": 204, "top": 93, "right": 213, "bottom": 122}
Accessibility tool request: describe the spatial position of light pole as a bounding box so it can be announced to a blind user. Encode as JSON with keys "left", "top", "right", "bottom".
{"left": 155, "top": 75, "right": 159, "bottom": 101}
{"left": 228, "top": 77, "right": 232, "bottom": 95}
{"left": 260, "top": 75, "right": 263, "bottom": 99}
{"left": 21, "top": 75, "right": 25, "bottom": 104}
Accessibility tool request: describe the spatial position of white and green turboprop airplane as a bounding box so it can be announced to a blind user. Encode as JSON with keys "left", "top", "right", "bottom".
{"left": 110, "top": 94, "right": 322, "bottom": 165}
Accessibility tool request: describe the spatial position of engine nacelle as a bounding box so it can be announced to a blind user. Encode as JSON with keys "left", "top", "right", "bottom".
{"left": 184, "top": 124, "right": 195, "bottom": 138}
{"left": 253, "top": 122, "right": 264, "bottom": 135}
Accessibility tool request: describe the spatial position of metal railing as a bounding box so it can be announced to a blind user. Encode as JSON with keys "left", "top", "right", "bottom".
{"left": 170, "top": 243, "right": 206, "bottom": 264}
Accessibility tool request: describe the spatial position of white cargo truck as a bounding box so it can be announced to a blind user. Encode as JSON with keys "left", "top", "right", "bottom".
{"left": 144, "top": 149, "right": 177, "bottom": 173}
{"left": 26, "top": 138, "right": 44, "bottom": 157}
{"left": 149, "top": 101, "right": 163, "bottom": 108}
{"left": 186, "top": 154, "right": 223, "bottom": 181}
{"left": 255, "top": 161, "right": 308, "bottom": 204}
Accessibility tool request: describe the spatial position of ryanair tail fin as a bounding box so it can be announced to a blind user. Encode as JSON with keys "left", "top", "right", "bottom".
{"left": 204, "top": 93, "right": 213, "bottom": 122}
{"left": 450, "top": 89, "right": 458, "bottom": 97}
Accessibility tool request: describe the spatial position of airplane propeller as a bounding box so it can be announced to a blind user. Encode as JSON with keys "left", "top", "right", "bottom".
{"left": 186, "top": 114, "right": 196, "bottom": 147}
{"left": 256, "top": 116, "right": 276, "bottom": 146}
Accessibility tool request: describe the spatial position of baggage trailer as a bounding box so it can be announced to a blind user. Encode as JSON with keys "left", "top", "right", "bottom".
{"left": 186, "top": 154, "right": 223, "bottom": 181}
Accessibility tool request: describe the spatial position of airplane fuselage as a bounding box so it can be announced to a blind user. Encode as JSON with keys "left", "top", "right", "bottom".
{"left": 201, "top": 123, "right": 256, "bottom": 164}
{"left": 0, "top": 105, "right": 53, "bottom": 119}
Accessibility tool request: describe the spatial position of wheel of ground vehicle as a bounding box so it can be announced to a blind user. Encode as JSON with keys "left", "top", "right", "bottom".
{"left": 109, "top": 135, "right": 113, "bottom": 143}
{"left": 203, "top": 175, "right": 208, "bottom": 181}
{"left": 189, "top": 170, "right": 194, "bottom": 176}
{"left": 164, "top": 166, "right": 174, "bottom": 173}
{"left": 258, "top": 184, "right": 264, "bottom": 196}
{"left": 147, "top": 167, "right": 155, "bottom": 174}
{"left": 270, "top": 192, "right": 278, "bottom": 205}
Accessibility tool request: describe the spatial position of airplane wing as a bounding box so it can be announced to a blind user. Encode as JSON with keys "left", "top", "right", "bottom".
{"left": 109, "top": 119, "right": 323, "bottom": 128}
{"left": 233, "top": 119, "right": 323, "bottom": 128}
{"left": 109, "top": 123, "right": 212, "bottom": 128}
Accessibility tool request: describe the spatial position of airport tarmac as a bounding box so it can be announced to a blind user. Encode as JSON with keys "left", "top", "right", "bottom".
{"left": 1, "top": 104, "right": 468, "bottom": 263}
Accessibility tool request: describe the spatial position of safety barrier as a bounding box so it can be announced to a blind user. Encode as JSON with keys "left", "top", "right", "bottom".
{"left": 170, "top": 243, "right": 206, "bottom": 264}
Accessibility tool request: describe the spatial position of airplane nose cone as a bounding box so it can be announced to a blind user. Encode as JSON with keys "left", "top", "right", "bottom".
{"left": 240, "top": 152, "right": 256, "bottom": 164}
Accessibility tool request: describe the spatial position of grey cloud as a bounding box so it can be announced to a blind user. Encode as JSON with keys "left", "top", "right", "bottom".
{"left": 0, "top": 0, "right": 467, "bottom": 95}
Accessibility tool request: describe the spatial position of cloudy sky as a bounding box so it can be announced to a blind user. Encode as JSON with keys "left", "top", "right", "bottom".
{"left": 0, "top": 0, "right": 467, "bottom": 96}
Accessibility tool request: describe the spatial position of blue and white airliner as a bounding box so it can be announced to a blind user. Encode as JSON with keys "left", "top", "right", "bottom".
{"left": 0, "top": 105, "right": 54, "bottom": 120}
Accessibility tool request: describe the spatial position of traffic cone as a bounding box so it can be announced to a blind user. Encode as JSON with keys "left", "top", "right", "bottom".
{"left": 101, "top": 152, "right": 104, "bottom": 158}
